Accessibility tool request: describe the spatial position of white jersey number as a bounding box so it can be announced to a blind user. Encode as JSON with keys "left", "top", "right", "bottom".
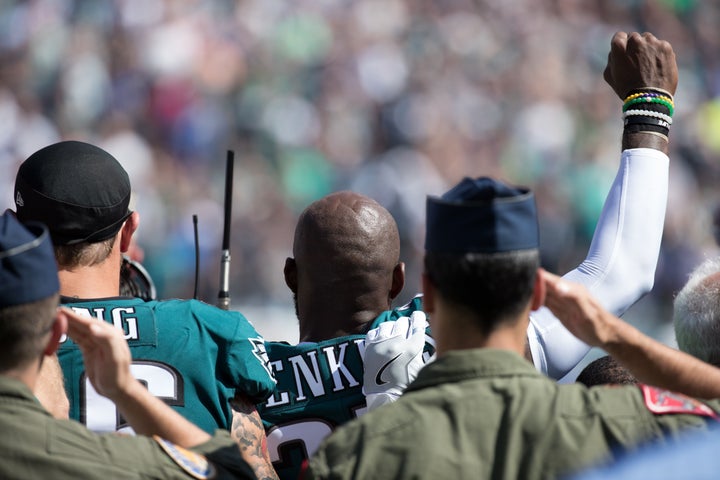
{"left": 82, "top": 360, "right": 183, "bottom": 433}
{"left": 267, "top": 420, "right": 334, "bottom": 462}
{"left": 267, "top": 404, "right": 367, "bottom": 465}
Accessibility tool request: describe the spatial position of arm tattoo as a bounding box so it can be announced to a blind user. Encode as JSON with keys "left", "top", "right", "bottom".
{"left": 231, "top": 394, "right": 279, "bottom": 480}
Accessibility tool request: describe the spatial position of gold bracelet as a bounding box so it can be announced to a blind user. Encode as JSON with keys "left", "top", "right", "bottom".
{"left": 626, "top": 130, "right": 669, "bottom": 142}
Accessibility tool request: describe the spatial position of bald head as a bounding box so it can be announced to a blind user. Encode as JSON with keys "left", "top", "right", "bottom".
{"left": 287, "top": 192, "right": 405, "bottom": 340}
{"left": 294, "top": 192, "right": 400, "bottom": 279}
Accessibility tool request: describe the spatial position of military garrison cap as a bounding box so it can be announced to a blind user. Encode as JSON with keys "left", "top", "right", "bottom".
{"left": 0, "top": 212, "right": 59, "bottom": 307}
{"left": 425, "top": 177, "right": 539, "bottom": 253}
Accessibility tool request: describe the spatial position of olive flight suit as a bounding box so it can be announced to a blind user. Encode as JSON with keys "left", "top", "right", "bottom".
{"left": 0, "top": 376, "right": 254, "bottom": 479}
{"left": 307, "top": 349, "right": 720, "bottom": 480}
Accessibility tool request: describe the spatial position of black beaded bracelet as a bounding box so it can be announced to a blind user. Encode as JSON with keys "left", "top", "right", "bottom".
{"left": 629, "top": 102, "right": 673, "bottom": 114}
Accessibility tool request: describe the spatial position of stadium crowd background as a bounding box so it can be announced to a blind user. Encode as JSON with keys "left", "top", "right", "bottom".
{"left": 1, "top": 0, "right": 719, "bottom": 357}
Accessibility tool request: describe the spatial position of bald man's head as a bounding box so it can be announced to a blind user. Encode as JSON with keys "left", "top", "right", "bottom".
{"left": 286, "top": 191, "right": 405, "bottom": 340}
{"left": 293, "top": 192, "right": 400, "bottom": 279}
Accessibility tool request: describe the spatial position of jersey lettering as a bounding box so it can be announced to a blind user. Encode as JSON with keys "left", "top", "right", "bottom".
{"left": 61, "top": 305, "right": 140, "bottom": 342}
{"left": 60, "top": 297, "right": 277, "bottom": 436}
{"left": 266, "top": 360, "right": 290, "bottom": 407}
{"left": 322, "top": 342, "right": 359, "bottom": 391}
{"left": 289, "top": 352, "right": 325, "bottom": 401}
{"left": 265, "top": 340, "right": 367, "bottom": 408}
{"left": 111, "top": 307, "right": 139, "bottom": 340}
{"left": 354, "top": 338, "right": 367, "bottom": 361}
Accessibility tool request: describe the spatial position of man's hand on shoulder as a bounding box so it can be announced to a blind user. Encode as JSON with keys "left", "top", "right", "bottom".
{"left": 362, "top": 311, "right": 430, "bottom": 411}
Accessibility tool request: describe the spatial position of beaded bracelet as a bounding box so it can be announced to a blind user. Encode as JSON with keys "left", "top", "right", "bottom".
{"left": 623, "top": 109, "right": 673, "bottom": 125}
{"left": 631, "top": 102, "right": 673, "bottom": 114}
{"left": 623, "top": 91, "right": 674, "bottom": 104}
{"left": 622, "top": 88, "right": 673, "bottom": 138}
{"left": 623, "top": 96, "right": 674, "bottom": 115}
{"left": 624, "top": 117, "right": 669, "bottom": 129}
{"left": 625, "top": 86, "right": 674, "bottom": 98}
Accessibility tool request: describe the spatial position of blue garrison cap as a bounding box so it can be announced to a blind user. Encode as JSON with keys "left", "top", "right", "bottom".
{"left": 425, "top": 177, "right": 539, "bottom": 253}
{"left": 0, "top": 212, "right": 59, "bottom": 307}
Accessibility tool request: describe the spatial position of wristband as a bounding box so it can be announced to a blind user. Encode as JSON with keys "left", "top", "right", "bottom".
{"left": 624, "top": 115, "right": 670, "bottom": 128}
{"left": 624, "top": 122, "right": 670, "bottom": 136}
{"left": 623, "top": 109, "right": 673, "bottom": 125}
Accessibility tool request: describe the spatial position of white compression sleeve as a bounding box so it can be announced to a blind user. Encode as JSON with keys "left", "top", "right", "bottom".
{"left": 528, "top": 148, "right": 669, "bottom": 379}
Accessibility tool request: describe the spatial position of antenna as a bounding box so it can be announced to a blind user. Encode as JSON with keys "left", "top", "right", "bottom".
{"left": 217, "top": 150, "right": 234, "bottom": 310}
{"left": 192, "top": 214, "right": 199, "bottom": 300}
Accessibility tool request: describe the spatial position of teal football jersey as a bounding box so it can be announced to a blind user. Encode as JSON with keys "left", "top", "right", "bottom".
{"left": 58, "top": 297, "right": 276, "bottom": 434}
{"left": 258, "top": 296, "right": 433, "bottom": 480}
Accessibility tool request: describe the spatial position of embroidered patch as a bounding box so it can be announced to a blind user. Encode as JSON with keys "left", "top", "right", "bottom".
{"left": 154, "top": 436, "right": 216, "bottom": 479}
{"left": 640, "top": 385, "right": 719, "bottom": 419}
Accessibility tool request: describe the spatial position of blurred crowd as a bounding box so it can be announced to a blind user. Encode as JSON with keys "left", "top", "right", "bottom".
{"left": 2, "top": 0, "right": 720, "bottom": 331}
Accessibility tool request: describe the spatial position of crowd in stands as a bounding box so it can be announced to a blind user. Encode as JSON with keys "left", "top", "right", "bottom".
{"left": 1, "top": 0, "right": 719, "bottom": 332}
{"left": 5, "top": 2, "right": 720, "bottom": 478}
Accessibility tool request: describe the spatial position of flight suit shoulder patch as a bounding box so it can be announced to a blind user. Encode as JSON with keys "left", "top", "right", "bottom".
{"left": 154, "top": 436, "right": 217, "bottom": 479}
{"left": 639, "top": 384, "right": 719, "bottom": 419}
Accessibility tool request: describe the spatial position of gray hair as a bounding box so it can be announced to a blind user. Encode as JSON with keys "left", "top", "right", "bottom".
{"left": 673, "top": 257, "right": 720, "bottom": 366}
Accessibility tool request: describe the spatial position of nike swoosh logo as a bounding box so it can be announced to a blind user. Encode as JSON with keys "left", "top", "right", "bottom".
{"left": 375, "top": 353, "right": 403, "bottom": 386}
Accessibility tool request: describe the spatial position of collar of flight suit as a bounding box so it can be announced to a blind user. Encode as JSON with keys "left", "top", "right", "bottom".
{"left": 0, "top": 375, "right": 51, "bottom": 414}
{"left": 406, "top": 348, "right": 542, "bottom": 393}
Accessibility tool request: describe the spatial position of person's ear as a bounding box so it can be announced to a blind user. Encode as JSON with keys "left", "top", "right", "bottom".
{"left": 119, "top": 211, "right": 140, "bottom": 253}
{"left": 389, "top": 262, "right": 405, "bottom": 300}
{"left": 43, "top": 309, "right": 68, "bottom": 357}
{"left": 421, "top": 272, "right": 435, "bottom": 314}
{"left": 530, "top": 268, "right": 546, "bottom": 312}
{"left": 284, "top": 257, "right": 298, "bottom": 293}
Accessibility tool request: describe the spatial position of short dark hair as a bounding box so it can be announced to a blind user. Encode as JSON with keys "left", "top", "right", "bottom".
{"left": 0, "top": 294, "right": 58, "bottom": 371}
{"left": 424, "top": 249, "right": 539, "bottom": 334}
{"left": 575, "top": 355, "right": 637, "bottom": 387}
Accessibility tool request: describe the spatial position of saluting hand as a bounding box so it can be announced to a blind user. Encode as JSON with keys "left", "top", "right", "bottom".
{"left": 540, "top": 269, "right": 625, "bottom": 349}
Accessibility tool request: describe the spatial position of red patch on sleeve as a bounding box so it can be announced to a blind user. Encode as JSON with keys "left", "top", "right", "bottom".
{"left": 640, "top": 384, "right": 719, "bottom": 419}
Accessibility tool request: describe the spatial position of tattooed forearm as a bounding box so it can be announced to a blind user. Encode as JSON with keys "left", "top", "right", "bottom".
{"left": 231, "top": 394, "right": 279, "bottom": 480}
